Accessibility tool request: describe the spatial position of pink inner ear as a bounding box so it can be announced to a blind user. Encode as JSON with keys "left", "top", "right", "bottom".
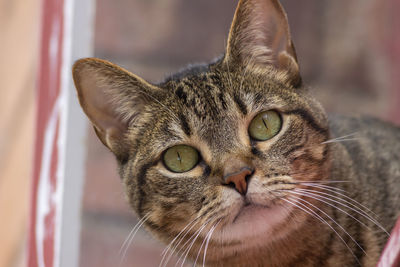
{"left": 224, "top": 0, "right": 301, "bottom": 87}
{"left": 247, "top": 0, "right": 292, "bottom": 65}
{"left": 267, "top": 16, "right": 289, "bottom": 58}
{"left": 79, "top": 70, "right": 127, "bottom": 134}
{"left": 73, "top": 58, "right": 159, "bottom": 155}
{"left": 227, "top": 0, "right": 296, "bottom": 68}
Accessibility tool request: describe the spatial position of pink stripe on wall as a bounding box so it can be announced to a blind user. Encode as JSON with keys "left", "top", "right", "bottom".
{"left": 28, "top": 0, "right": 64, "bottom": 266}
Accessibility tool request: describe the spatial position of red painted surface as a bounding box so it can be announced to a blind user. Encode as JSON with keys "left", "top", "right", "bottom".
{"left": 28, "top": 0, "right": 65, "bottom": 266}
{"left": 378, "top": 218, "right": 400, "bottom": 267}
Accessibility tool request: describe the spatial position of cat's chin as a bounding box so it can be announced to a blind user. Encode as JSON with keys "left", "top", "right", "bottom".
{"left": 218, "top": 199, "right": 294, "bottom": 245}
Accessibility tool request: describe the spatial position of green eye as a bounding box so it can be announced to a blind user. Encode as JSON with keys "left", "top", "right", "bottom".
{"left": 248, "top": 110, "right": 282, "bottom": 141}
{"left": 163, "top": 145, "right": 200, "bottom": 173}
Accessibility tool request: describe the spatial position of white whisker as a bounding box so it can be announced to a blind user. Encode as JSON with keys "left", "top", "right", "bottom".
{"left": 322, "top": 138, "right": 360, "bottom": 144}
{"left": 321, "top": 132, "right": 359, "bottom": 144}
{"left": 295, "top": 188, "right": 388, "bottom": 235}
{"left": 321, "top": 132, "right": 358, "bottom": 144}
{"left": 202, "top": 220, "right": 220, "bottom": 267}
{"left": 160, "top": 216, "right": 201, "bottom": 267}
{"left": 283, "top": 197, "right": 361, "bottom": 265}
{"left": 172, "top": 218, "right": 212, "bottom": 266}
{"left": 193, "top": 227, "right": 213, "bottom": 267}
{"left": 118, "top": 213, "right": 150, "bottom": 266}
{"left": 302, "top": 183, "right": 348, "bottom": 193}
{"left": 162, "top": 218, "right": 204, "bottom": 267}
{"left": 284, "top": 192, "right": 367, "bottom": 258}
{"left": 289, "top": 190, "right": 371, "bottom": 230}
{"left": 119, "top": 213, "right": 150, "bottom": 255}
{"left": 301, "top": 183, "right": 378, "bottom": 217}
{"left": 193, "top": 220, "right": 220, "bottom": 267}
{"left": 294, "top": 180, "right": 351, "bottom": 184}
{"left": 177, "top": 220, "right": 211, "bottom": 267}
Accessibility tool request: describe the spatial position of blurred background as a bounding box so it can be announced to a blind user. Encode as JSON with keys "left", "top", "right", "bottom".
{"left": 1, "top": 0, "right": 399, "bottom": 266}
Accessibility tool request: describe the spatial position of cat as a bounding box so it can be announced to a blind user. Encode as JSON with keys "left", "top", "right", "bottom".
{"left": 72, "top": 0, "right": 400, "bottom": 266}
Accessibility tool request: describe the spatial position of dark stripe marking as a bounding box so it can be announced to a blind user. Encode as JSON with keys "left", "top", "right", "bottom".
{"left": 146, "top": 219, "right": 163, "bottom": 231}
{"left": 218, "top": 92, "right": 228, "bottom": 110}
{"left": 285, "top": 109, "right": 328, "bottom": 136}
{"left": 179, "top": 113, "right": 191, "bottom": 136}
{"left": 175, "top": 85, "right": 188, "bottom": 104}
{"left": 251, "top": 146, "right": 264, "bottom": 158}
{"left": 233, "top": 93, "right": 248, "bottom": 115}
{"left": 284, "top": 142, "right": 305, "bottom": 158}
{"left": 203, "top": 165, "right": 211, "bottom": 178}
{"left": 136, "top": 162, "right": 154, "bottom": 217}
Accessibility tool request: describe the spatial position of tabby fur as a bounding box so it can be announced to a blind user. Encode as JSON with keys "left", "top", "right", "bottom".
{"left": 72, "top": 0, "right": 400, "bottom": 266}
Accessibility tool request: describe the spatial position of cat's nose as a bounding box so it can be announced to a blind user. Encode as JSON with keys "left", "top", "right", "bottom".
{"left": 223, "top": 159, "right": 254, "bottom": 195}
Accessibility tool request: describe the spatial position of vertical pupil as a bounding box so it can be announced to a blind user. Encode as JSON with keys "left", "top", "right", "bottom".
{"left": 262, "top": 117, "right": 268, "bottom": 129}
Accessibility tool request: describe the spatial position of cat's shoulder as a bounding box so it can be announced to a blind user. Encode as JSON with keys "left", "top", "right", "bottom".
{"left": 328, "top": 114, "right": 400, "bottom": 162}
{"left": 328, "top": 114, "right": 400, "bottom": 139}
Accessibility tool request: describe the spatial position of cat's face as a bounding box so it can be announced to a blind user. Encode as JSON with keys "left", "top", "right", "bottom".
{"left": 73, "top": 0, "right": 332, "bottom": 264}
{"left": 125, "top": 63, "right": 329, "bottom": 249}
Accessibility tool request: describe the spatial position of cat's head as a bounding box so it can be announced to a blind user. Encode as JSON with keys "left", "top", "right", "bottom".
{"left": 73, "top": 0, "right": 331, "bottom": 264}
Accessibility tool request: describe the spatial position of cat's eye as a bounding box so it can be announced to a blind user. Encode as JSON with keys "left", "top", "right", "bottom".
{"left": 163, "top": 145, "right": 200, "bottom": 173}
{"left": 248, "top": 110, "right": 282, "bottom": 141}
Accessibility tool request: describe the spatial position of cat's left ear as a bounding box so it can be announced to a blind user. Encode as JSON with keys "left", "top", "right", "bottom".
{"left": 224, "top": 0, "right": 301, "bottom": 87}
{"left": 73, "top": 58, "right": 160, "bottom": 160}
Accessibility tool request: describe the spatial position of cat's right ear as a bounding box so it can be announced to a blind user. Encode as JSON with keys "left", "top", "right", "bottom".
{"left": 72, "top": 58, "right": 157, "bottom": 158}
{"left": 224, "top": 0, "right": 301, "bottom": 87}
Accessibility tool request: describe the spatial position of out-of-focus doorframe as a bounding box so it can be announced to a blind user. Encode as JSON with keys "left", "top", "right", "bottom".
{"left": 27, "top": 0, "right": 94, "bottom": 266}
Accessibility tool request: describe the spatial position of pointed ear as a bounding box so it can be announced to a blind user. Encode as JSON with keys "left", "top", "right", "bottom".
{"left": 72, "top": 58, "right": 158, "bottom": 159}
{"left": 224, "top": 0, "right": 301, "bottom": 87}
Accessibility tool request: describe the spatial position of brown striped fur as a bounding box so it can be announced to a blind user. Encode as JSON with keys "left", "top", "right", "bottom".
{"left": 72, "top": 0, "right": 400, "bottom": 266}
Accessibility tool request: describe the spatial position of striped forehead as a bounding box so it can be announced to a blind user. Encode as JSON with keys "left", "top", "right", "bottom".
{"left": 164, "top": 76, "right": 243, "bottom": 149}
{"left": 159, "top": 69, "right": 296, "bottom": 151}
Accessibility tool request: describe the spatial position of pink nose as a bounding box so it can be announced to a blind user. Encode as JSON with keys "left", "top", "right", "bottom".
{"left": 224, "top": 167, "right": 253, "bottom": 195}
